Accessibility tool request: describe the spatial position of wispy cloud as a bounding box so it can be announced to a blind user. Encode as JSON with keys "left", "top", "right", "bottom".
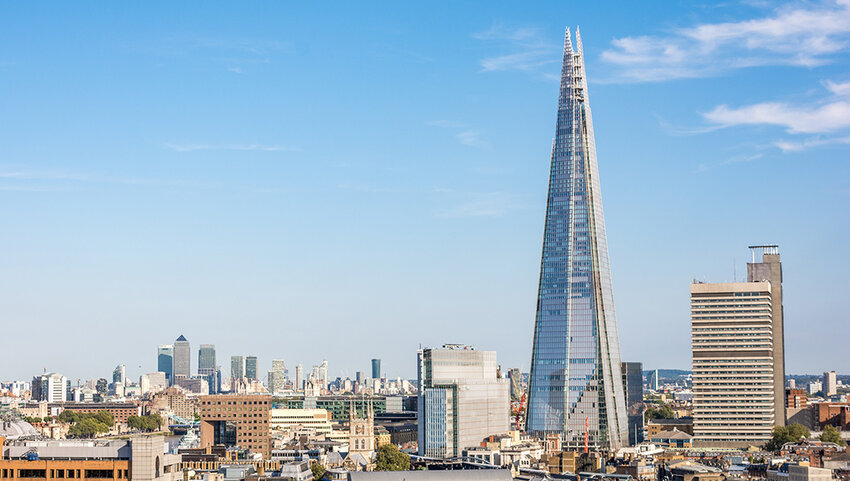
{"left": 473, "top": 25, "right": 559, "bottom": 77}
{"left": 774, "top": 136, "right": 850, "bottom": 152}
{"left": 427, "top": 121, "right": 489, "bottom": 149}
{"left": 601, "top": 0, "right": 850, "bottom": 82}
{"left": 696, "top": 153, "right": 764, "bottom": 172}
{"left": 227, "top": 66, "right": 244, "bottom": 74}
{"left": 701, "top": 78, "right": 850, "bottom": 151}
{"left": 166, "top": 143, "right": 299, "bottom": 152}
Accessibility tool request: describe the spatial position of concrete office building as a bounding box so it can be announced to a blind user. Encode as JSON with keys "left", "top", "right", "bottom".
{"left": 295, "top": 365, "right": 304, "bottom": 391}
{"left": 172, "top": 335, "right": 191, "bottom": 382}
{"left": 371, "top": 359, "right": 381, "bottom": 380}
{"left": 0, "top": 437, "right": 181, "bottom": 481}
{"left": 198, "top": 394, "right": 271, "bottom": 458}
{"left": 417, "top": 344, "right": 510, "bottom": 458}
{"left": 269, "top": 408, "right": 333, "bottom": 435}
{"left": 622, "top": 362, "right": 645, "bottom": 446}
{"left": 31, "top": 373, "right": 68, "bottom": 403}
{"left": 746, "top": 246, "right": 785, "bottom": 426}
{"left": 245, "top": 356, "right": 258, "bottom": 380}
{"left": 824, "top": 371, "right": 837, "bottom": 396}
{"left": 140, "top": 372, "right": 167, "bottom": 395}
{"left": 691, "top": 247, "right": 784, "bottom": 447}
{"left": 268, "top": 359, "right": 286, "bottom": 395}
{"left": 157, "top": 345, "right": 173, "bottom": 385}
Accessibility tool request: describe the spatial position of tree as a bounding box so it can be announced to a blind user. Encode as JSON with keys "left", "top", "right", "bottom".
{"left": 819, "top": 425, "right": 846, "bottom": 446}
{"left": 68, "top": 418, "right": 109, "bottom": 438}
{"left": 128, "top": 414, "right": 163, "bottom": 432}
{"left": 310, "top": 463, "right": 326, "bottom": 481}
{"left": 765, "top": 423, "right": 811, "bottom": 452}
{"left": 375, "top": 444, "right": 411, "bottom": 471}
{"left": 644, "top": 404, "right": 675, "bottom": 421}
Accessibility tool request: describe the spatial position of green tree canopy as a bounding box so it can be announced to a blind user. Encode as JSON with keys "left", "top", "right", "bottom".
{"left": 127, "top": 414, "right": 162, "bottom": 432}
{"left": 310, "top": 463, "right": 326, "bottom": 481}
{"left": 765, "top": 423, "right": 811, "bottom": 452}
{"left": 375, "top": 444, "right": 411, "bottom": 471}
{"left": 644, "top": 404, "right": 675, "bottom": 421}
{"left": 819, "top": 425, "right": 846, "bottom": 446}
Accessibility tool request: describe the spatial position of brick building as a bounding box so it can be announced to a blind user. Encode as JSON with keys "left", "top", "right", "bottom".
{"left": 199, "top": 394, "right": 271, "bottom": 458}
{"left": 55, "top": 403, "right": 141, "bottom": 424}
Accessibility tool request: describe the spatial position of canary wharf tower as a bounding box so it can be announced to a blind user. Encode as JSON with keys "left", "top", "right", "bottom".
{"left": 527, "top": 28, "right": 628, "bottom": 450}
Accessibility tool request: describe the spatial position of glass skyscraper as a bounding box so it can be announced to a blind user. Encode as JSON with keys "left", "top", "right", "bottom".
{"left": 527, "top": 27, "right": 628, "bottom": 450}
{"left": 157, "top": 344, "right": 173, "bottom": 385}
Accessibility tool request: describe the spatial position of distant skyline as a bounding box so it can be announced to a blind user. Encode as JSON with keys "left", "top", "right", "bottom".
{"left": 1, "top": 2, "right": 848, "bottom": 381}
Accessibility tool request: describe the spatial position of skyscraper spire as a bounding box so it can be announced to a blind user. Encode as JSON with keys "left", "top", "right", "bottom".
{"left": 527, "top": 27, "right": 628, "bottom": 451}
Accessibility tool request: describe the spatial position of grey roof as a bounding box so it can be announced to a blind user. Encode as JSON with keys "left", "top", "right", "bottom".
{"left": 0, "top": 421, "right": 39, "bottom": 439}
{"left": 348, "top": 470, "right": 513, "bottom": 481}
{"left": 652, "top": 430, "right": 693, "bottom": 440}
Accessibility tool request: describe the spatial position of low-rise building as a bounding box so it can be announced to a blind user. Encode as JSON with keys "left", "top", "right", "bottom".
{"left": 650, "top": 429, "right": 693, "bottom": 449}
{"left": 646, "top": 418, "right": 694, "bottom": 437}
{"left": 0, "top": 436, "right": 180, "bottom": 481}
{"left": 56, "top": 402, "right": 141, "bottom": 424}
{"left": 269, "top": 409, "right": 332, "bottom": 436}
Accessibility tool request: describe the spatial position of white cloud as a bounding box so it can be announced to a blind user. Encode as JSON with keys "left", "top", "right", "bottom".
{"left": 473, "top": 25, "right": 559, "bottom": 75}
{"left": 774, "top": 136, "right": 850, "bottom": 152}
{"left": 601, "top": 0, "right": 850, "bottom": 82}
{"left": 824, "top": 79, "right": 850, "bottom": 96}
{"left": 166, "top": 143, "right": 297, "bottom": 152}
{"left": 703, "top": 100, "right": 850, "bottom": 134}
{"left": 227, "top": 66, "right": 244, "bottom": 74}
{"left": 701, "top": 78, "right": 850, "bottom": 152}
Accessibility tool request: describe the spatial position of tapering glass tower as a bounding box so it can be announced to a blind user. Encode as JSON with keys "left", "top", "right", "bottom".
{"left": 527, "top": 27, "right": 628, "bottom": 450}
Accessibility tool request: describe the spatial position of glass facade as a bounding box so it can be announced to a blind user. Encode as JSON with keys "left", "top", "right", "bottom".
{"left": 527, "top": 28, "right": 628, "bottom": 450}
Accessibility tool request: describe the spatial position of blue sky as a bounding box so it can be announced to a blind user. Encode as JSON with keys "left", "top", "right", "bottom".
{"left": 1, "top": 1, "right": 848, "bottom": 383}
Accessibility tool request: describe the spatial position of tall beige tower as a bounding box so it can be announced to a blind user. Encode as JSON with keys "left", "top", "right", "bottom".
{"left": 747, "top": 245, "right": 785, "bottom": 426}
{"left": 691, "top": 245, "right": 785, "bottom": 447}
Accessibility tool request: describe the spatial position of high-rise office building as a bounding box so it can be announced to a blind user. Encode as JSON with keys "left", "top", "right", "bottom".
{"left": 526, "top": 27, "right": 628, "bottom": 450}
{"left": 691, "top": 246, "right": 785, "bottom": 447}
{"left": 112, "top": 364, "right": 126, "bottom": 386}
{"left": 173, "top": 335, "right": 191, "bottom": 382}
{"left": 371, "top": 359, "right": 381, "bottom": 379}
{"left": 268, "top": 359, "right": 286, "bottom": 394}
{"left": 649, "top": 369, "right": 659, "bottom": 391}
{"left": 231, "top": 356, "right": 245, "bottom": 380}
{"left": 246, "top": 356, "right": 258, "bottom": 380}
{"left": 507, "top": 368, "right": 523, "bottom": 402}
{"left": 32, "top": 373, "right": 68, "bottom": 403}
{"left": 824, "top": 371, "right": 837, "bottom": 396}
{"left": 319, "top": 360, "right": 328, "bottom": 388}
{"left": 295, "top": 364, "right": 304, "bottom": 391}
{"left": 747, "top": 245, "right": 786, "bottom": 426}
{"left": 198, "top": 344, "right": 216, "bottom": 374}
{"left": 417, "top": 344, "right": 510, "bottom": 458}
{"left": 158, "top": 344, "right": 174, "bottom": 385}
{"left": 622, "top": 362, "right": 644, "bottom": 446}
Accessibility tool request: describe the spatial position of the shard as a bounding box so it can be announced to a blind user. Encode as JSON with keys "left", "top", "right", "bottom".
{"left": 527, "top": 27, "right": 628, "bottom": 450}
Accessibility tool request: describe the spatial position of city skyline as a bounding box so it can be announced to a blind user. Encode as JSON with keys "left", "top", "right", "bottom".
{"left": 1, "top": 2, "right": 848, "bottom": 380}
